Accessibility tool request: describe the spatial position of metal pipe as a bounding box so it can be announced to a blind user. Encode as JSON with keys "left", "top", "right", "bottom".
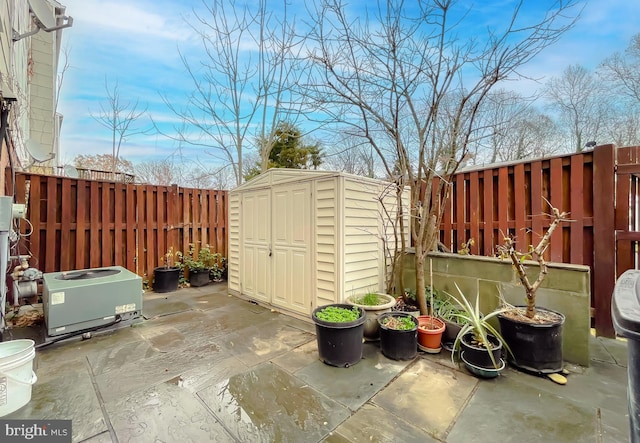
{"left": 0, "top": 231, "right": 9, "bottom": 331}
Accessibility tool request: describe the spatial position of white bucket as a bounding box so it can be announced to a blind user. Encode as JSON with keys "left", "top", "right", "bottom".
{"left": 0, "top": 339, "right": 37, "bottom": 417}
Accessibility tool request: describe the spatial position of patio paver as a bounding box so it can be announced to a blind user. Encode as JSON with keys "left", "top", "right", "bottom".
{"left": 2, "top": 285, "right": 630, "bottom": 442}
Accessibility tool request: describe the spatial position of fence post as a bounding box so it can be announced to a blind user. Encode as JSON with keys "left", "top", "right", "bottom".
{"left": 592, "top": 144, "right": 616, "bottom": 338}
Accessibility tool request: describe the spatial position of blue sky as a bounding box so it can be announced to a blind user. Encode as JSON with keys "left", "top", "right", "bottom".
{"left": 56, "top": 0, "right": 640, "bottom": 168}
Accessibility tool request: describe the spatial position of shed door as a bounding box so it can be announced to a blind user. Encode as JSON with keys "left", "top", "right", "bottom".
{"left": 241, "top": 190, "right": 271, "bottom": 302}
{"left": 271, "top": 183, "right": 311, "bottom": 315}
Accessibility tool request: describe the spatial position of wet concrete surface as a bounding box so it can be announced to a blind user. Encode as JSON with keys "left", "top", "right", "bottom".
{"left": 2, "top": 283, "right": 631, "bottom": 442}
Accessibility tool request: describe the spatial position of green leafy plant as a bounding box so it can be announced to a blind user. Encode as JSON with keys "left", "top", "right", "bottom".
{"left": 315, "top": 306, "right": 361, "bottom": 323}
{"left": 351, "top": 291, "right": 386, "bottom": 306}
{"left": 210, "top": 257, "right": 227, "bottom": 281}
{"left": 180, "top": 244, "right": 221, "bottom": 272}
{"left": 435, "top": 299, "right": 467, "bottom": 326}
{"left": 448, "top": 283, "right": 511, "bottom": 368}
{"left": 380, "top": 315, "right": 416, "bottom": 330}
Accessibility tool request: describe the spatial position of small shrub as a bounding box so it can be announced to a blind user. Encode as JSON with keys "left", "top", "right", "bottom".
{"left": 381, "top": 315, "right": 416, "bottom": 330}
{"left": 315, "top": 306, "right": 361, "bottom": 322}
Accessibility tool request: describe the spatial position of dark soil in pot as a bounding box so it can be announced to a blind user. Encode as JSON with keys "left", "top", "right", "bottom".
{"left": 459, "top": 332, "right": 503, "bottom": 369}
{"left": 378, "top": 312, "right": 418, "bottom": 360}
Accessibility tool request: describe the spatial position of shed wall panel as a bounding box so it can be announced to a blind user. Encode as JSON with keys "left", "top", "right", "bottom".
{"left": 342, "top": 178, "right": 382, "bottom": 294}
{"left": 315, "top": 178, "right": 339, "bottom": 305}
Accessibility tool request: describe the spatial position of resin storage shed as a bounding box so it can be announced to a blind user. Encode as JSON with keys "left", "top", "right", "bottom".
{"left": 228, "top": 169, "right": 408, "bottom": 318}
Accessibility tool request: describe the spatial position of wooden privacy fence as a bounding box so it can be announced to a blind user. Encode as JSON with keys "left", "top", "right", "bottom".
{"left": 435, "top": 144, "right": 639, "bottom": 338}
{"left": 5, "top": 171, "right": 227, "bottom": 281}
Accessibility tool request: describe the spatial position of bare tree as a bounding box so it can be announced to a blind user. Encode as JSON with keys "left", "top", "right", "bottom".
{"left": 306, "top": 0, "right": 579, "bottom": 315}
{"left": 134, "top": 159, "right": 182, "bottom": 185}
{"left": 470, "top": 90, "right": 558, "bottom": 164}
{"left": 544, "top": 64, "right": 606, "bottom": 152}
{"left": 90, "top": 79, "right": 148, "bottom": 172}
{"left": 599, "top": 33, "right": 640, "bottom": 147}
{"left": 74, "top": 154, "right": 134, "bottom": 174}
{"left": 159, "top": 0, "right": 308, "bottom": 186}
{"left": 600, "top": 33, "right": 640, "bottom": 104}
{"left": 323, "top": 135, "right": 377, "bottom": 178}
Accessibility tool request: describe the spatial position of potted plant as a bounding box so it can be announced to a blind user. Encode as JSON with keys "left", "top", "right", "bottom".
{"left": 435, "top": 299, "right": 468, "bottom": 350}
{"left": 449, "top": 284, "right": 510, "bottom": 378}
{"left": 417, "top": 315, "right": 446, "bottom": 353}
{"left": 345, "top": 290, "right": 396, "bottom": 341}
{"left": 180, "top": 244, "right": 214, "bottom": 287}
{"left": 416, "top": 285, "right": 446, "bottom": 353}
{"left": 153, "top": 247, "right": 181, "bottom": 293}
{"left": 210, "top": 256, "right": 227, "bottom": 282}
{"left": 377, "top": 312, "right": 419, "bottom": 360}
{"left": 312, "top": 304, "right": 366, "bottom": 368}
{"left": 496, "top": 204, "right": 568, "bottom": 379}
{"left": 391, "top": 287, "right": 439, "bottom": 317}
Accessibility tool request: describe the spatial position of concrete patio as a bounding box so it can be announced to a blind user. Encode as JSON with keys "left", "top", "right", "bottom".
{"left": 3, "top": 284, "right": 631, "bottom": 442}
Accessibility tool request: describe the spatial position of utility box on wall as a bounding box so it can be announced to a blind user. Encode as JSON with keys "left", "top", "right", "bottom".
{"left": 228, "top": 169, "right": 408, "bottom": 318}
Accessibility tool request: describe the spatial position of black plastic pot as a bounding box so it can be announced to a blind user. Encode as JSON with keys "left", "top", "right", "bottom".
{"left": 312, "top": 304, "right": 366, "bottom": 368}
{"left": 378, "top": 312, "right": 418, "bottom": 360}
{"left": 442, "top": 320, "right": 463, "bottom": 346}
{"left": 612, "top": 269, "right": 640, "bottom": 443}
{"left": 153, "top": 267, "right": 180, "bottom": 293}
{"left": 498, "top": 307, "right": 565, "bottom": 374}
{"left": 189, "top": 269, "right": 210, "bottom": 287}
{"left": 459, "top": 332, "right": 503, "bottom": 369}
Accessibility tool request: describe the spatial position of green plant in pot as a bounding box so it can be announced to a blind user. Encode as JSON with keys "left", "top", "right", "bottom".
{"left": 378, "top": 312, "right": 419, "bottom": 360}
{"left": 346, "top": 289, "right": 396, "bottom": 341}
{"left": 448, "top": 284, "right": 511, "bottom": 378}
{"left": 180, "top": 244, "right": 213, "bottom": 287}
{"left": 434, "top": 297, "right": 468, "bottom": 348}
{"left": 495, "top": 203, "right": 569, "bottom": 380}
{"left": 312, "top": 304, "right": 366, "bottom": 367}
{"left": 153, "top": 247, "right": 181, "bottom": 293}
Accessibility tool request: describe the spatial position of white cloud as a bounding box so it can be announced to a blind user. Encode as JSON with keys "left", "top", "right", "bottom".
{"left": 62, "top": 0, "right": 194, "bottom": 41}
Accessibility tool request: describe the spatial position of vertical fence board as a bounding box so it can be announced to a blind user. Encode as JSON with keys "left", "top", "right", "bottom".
{"left": 497, "top": 167, "right": 509, "bottom": 241}
{"left": 89, "top": 181, "right": 100, "bottom": 268}
{"left": 530, "top": 161, "right": 543, "bottom": 242}
{"left": 145, "top": 185, "right": 155, "bottom": 279}
{"left": 469, "top": 171, "right": 480, "bottom": 254}
{"left": 114, "top": 183, "right": 124, "bottom": 267}
{"left": 101, "top": 183, "right": 111, "bottom": 266}
{"left": 593, "top": 144, "right": 616, "bottom": 337}
{"left": 482, "top": 170, "right": 494, "bottom": 256}
{"left": 550, "top": 157, "right": 564, "bottom": 262}
{"left": 75, "top": 180, "right": 86, "bottom": 270}
{"left": 60, "top": 178, "right": 71, "bottom": 271}
{"left": 125, "top": 184, "right": 136, "bottom": 273}
{"left": 455, "top": 174, "right": 465, "bottom": 250}
{"left": 513, "top": 164, "right": 526, "bottom": 249}
{"left": 570, "top": 154, "right": 585, "bottom": 264}
{"left": 45, "top": 178, "right": 57, "bottom": 272}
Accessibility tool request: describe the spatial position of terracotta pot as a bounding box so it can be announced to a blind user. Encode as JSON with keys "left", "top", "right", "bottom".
{"left": 417, "top": 316, "right": 446, "bottom": 352}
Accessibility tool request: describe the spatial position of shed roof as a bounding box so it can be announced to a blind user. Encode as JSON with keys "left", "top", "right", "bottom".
{"left": 231, "top": 168, "right": 395, "bottom": 193}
